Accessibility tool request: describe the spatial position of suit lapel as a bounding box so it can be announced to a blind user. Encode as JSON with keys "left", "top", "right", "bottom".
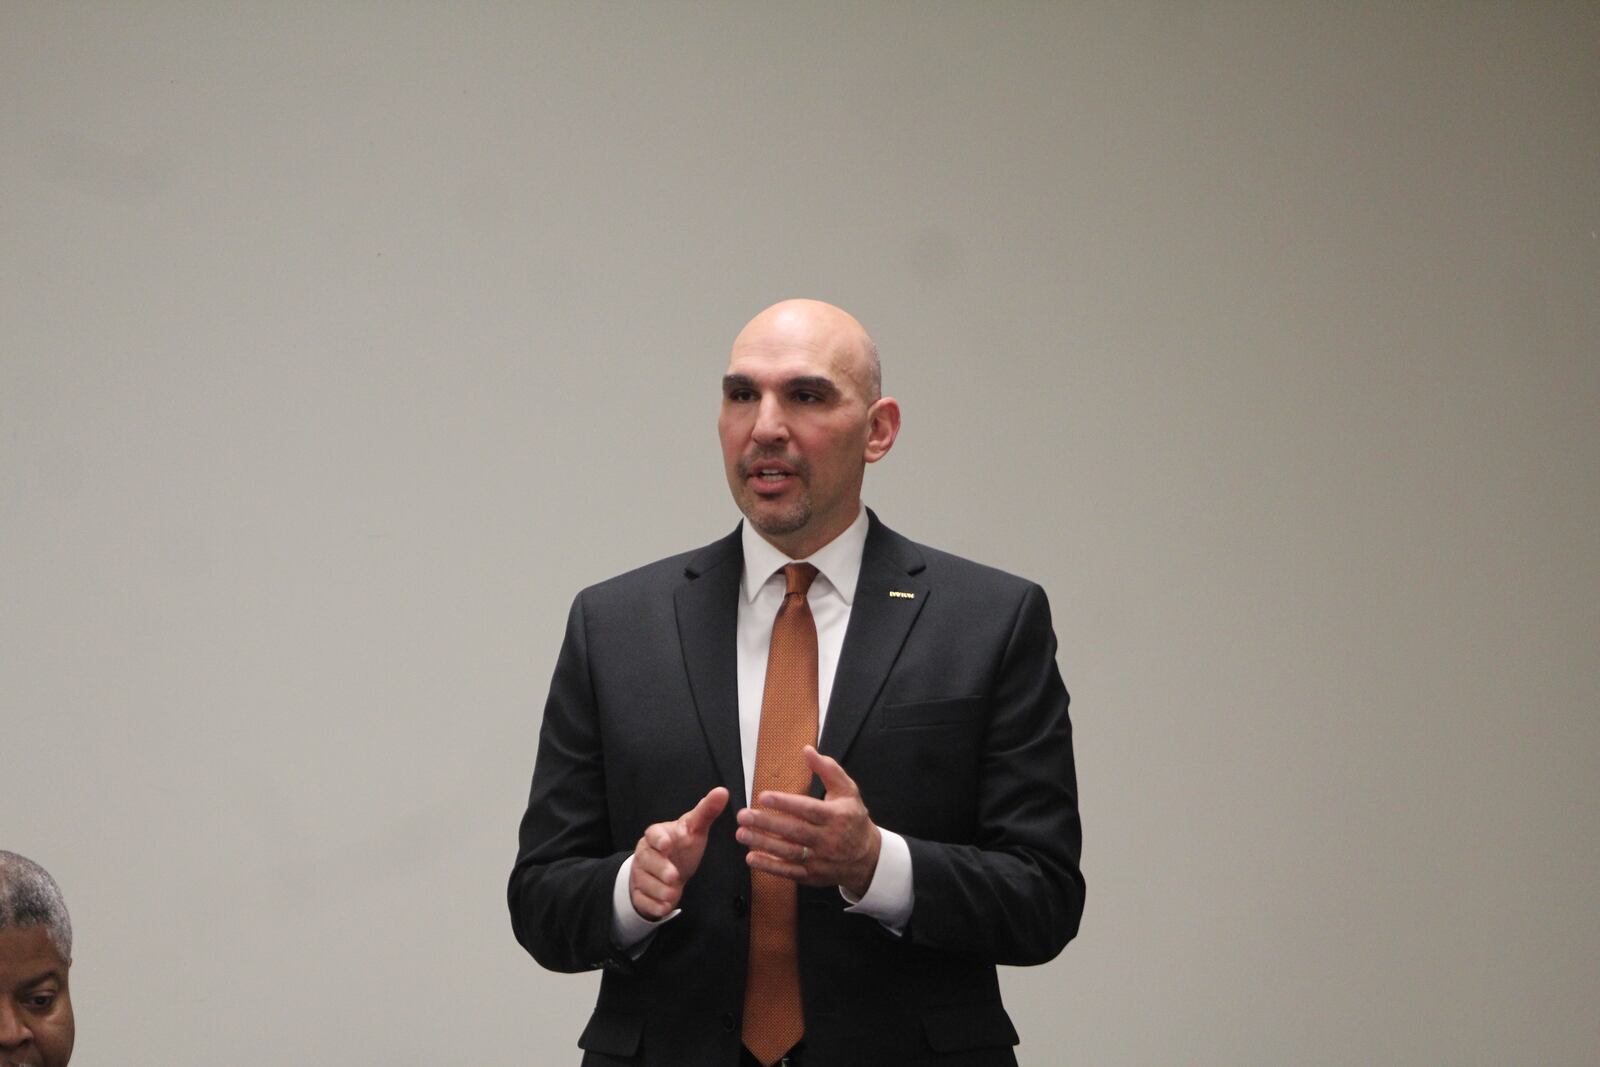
{"left": 674, "top": 529, "right": 748, "bottom": 808}
{"left": 817, "top": 513, "right": 928, "bottom": 778}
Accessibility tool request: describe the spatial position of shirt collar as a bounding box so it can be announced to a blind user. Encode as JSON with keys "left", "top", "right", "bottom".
{"left": 740, "top": 505, "right": 868, "bottom": 605}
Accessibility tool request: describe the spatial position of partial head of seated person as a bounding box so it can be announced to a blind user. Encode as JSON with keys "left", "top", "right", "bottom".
{"left": 0, "top": 852, "right": 74, "bottom": 1067}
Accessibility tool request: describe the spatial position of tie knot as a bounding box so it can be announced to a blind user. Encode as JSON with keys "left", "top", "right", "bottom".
{"left": 782, "top": 562, "right": 819, "bottom": 597}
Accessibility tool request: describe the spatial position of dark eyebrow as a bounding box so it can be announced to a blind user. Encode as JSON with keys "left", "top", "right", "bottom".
{"left": 721, "top": 374, "right": 840, "bottom": 397}
{"left": 784, "top": 375, "right": 839, "bottom": 398}
{"left": 19, "top": 968, "right": 64, "bottom": 990}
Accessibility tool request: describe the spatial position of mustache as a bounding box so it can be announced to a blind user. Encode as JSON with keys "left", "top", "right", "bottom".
{"left": 737, "top": 449, "right": 809, "bottom": 479}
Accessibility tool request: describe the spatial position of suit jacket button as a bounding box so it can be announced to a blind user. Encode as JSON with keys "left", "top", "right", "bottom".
{"left": 732, "top": 894, "right": 748, "bottom": 916}
{"left": 721, "top": 1011, "right": 737, "bottom": 1032}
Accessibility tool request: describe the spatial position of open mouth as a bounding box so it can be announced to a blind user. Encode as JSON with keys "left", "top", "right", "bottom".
{"left": 743, "top": 457, "right": 800, "bottom": 490}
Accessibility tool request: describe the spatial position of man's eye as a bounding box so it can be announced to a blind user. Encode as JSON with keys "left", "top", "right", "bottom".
{"left": 793, "top": 391, "right": 821, "bottom": 404}
{"left": 24, "top": 992, "right": 56, "bottom": 1010}
{"left": 726, "top": 389, "right": 756, "bottom": 402}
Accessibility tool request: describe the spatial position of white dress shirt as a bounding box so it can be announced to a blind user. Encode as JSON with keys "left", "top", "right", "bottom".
{"left": 612, "top": 506, "right": 914, "bottom": 949}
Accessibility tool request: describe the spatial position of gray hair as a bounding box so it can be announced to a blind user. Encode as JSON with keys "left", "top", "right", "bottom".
{"left": 0, "top": 851, "right": 72, "bottom": 963}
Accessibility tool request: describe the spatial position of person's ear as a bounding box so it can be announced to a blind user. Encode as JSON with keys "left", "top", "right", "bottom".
{"left": 864, "top": 397, "right": 901, "bottom": 463}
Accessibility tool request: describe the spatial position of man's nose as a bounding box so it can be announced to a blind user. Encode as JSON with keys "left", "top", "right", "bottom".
{"left": 751, "top": 395, "right": 788, "bottom": 443}
{"left": 0, "top": 1000, "right": 29, "bottom": 1048}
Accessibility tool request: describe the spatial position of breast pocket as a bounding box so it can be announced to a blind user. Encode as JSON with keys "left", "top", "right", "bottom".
{"left": 862, "top": 697, "right": 989, "bottom": 839}
{"left": 880, "top": 695, "right": 987, "bottom": 730}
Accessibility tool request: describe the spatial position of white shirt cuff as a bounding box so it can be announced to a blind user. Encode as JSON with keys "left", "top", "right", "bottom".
{"left": 840, "top": 828, "right": 913, "bottom": 935}
{"left": 611, "top": 855, "right": 679, "bottom": 954}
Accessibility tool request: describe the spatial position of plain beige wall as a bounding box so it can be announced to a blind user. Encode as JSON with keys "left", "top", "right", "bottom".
{"left": 3, "top": 3, "right": 1596, "bottom": 1064}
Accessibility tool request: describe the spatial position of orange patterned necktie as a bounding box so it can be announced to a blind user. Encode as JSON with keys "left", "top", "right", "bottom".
{"left": 742, "top": 562, "right": 819, "bottom": 1066}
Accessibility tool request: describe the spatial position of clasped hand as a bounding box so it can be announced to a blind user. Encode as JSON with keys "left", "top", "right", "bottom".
{"left": 629, "top": 746, "right": 882, "bottom": 918}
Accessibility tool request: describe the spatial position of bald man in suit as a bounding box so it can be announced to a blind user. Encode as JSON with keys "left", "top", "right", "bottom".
{"left": 509, "top": 300, "right": 1083, "bottom": 1066}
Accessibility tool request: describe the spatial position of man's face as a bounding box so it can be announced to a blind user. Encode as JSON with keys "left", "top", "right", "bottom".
{"left": 0, "top": 926, "right": 74, "bottom": 1067}
{"left": 718, "top": 302, "right": 895, "bottom": 559}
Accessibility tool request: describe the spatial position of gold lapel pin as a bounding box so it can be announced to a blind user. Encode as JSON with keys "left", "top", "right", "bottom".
{"left": 888, "top": 590, "right": 916, "bottom": 599}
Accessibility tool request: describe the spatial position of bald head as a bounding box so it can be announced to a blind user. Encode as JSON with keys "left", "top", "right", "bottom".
{"left": 730, "top": 299, "right": 881, "bottom": 403}
{"left": 719, "top": 298, "right": 900, "bottom": 558}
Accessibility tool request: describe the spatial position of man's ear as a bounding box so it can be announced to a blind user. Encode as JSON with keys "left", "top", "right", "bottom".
{"left": 863, "top": 397, "right": 901, "bottom": 464}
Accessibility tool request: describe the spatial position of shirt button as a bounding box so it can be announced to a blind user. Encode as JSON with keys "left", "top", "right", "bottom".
{"left": 721, "top": 1011, "right": 737, "bottom": 1032}
{"left": 732, "top": 894, "right": 748, "bottom": 916}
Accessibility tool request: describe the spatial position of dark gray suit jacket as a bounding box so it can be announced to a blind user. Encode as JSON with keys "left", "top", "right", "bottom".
{"left": 509, "top": 512, "right": 1084, "bottom": 1066}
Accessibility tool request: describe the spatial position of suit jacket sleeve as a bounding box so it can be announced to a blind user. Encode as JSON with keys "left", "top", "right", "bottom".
{"left": 897, "top": 582, "right": 1084, "bottom": 964}
{"left": 507, "top": 591, "right": 629, "bottom": 973}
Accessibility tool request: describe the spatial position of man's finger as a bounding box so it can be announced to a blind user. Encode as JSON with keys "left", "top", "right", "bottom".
{"left": 634, "top": 847, "right": 682, "bottom": 886}
{"left": 645, "top": 824, "right": 677, "bottom": 854}
{"left": 681, "top": 785, "right": 730, "bottom": 836}
{"left": 631, "top": 886, "right": 676, "bottom": 919}
{"left": 737, "top": 822, "right": 813, "bottom": 860}
{"left": 752, "top": 790, "right": 828, "bottom": 824}
{"left": 804, "top": 745, "right": 858, "bottom": 798}
{"left": 631, "top": 867, "right": 678, "bottom": 902}
{"left": 745, "top": 849, "right": 828, "bottom": 886}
